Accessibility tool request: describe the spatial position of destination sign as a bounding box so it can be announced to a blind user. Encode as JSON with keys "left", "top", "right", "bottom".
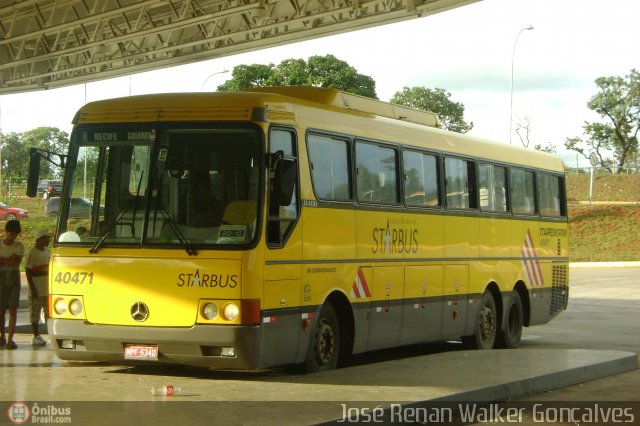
{"left": 88, "top": 130, "right": 155, "bottom": 142}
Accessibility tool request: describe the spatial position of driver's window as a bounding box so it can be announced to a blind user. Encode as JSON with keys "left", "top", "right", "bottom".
{"left": 268, "top": 128, "right": 298, "bottom": 247}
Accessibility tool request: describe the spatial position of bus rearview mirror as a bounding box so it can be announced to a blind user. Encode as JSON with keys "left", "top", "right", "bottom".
{"left": 26, "top": 148, "right": 41, "bottom": 198}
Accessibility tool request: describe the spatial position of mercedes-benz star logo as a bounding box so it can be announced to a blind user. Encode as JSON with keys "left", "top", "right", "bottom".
{"left": 131, "top": 302, "right": 150, "bottom": 322}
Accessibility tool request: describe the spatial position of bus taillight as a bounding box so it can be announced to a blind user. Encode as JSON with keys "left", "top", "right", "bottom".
{"left": 241, "top": 299, "right": 261, "bottom": 325}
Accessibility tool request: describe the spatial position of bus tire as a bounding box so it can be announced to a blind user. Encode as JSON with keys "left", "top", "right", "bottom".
{"left": 462, "top": 290, "right": 498, "bottom": 350}
{"left": 495, "top": 292, "right": 523, "bottom": 349}
{"left": 305, "top": 303, "right": 340, "bottom": 373}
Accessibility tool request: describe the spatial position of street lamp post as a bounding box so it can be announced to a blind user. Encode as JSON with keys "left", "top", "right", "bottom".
{"left": 200, "top": 69, "right": 229, "bottom": 92}
{"left": 509, "top": 25, "right": 534, "bottom": 145}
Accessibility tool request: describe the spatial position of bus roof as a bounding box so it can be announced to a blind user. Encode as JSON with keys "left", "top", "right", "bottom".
{"left": 74, "top": 87, "right": 441, "bottom": 128}
{"left": 73, "top": 87, "right": 564, "bottom": 173}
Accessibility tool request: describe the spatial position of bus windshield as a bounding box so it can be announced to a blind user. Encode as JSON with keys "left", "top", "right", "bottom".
{"left": 57, "top": 125, "right": 262, "bottom": 251}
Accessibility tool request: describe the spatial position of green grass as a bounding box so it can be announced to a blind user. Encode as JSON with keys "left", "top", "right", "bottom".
{"left": 568, "top": 205, "right": 640, "bottom": 262}
{"left": 566, "top": 174, "right": 640, "bottom": 262}
{"left": 566, "top": 172, "right": 640, "bottom": 202}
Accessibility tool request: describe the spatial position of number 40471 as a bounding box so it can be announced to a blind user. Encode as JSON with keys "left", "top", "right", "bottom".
{"left": 54, "top": 272, "right": 94, "bottom": 285}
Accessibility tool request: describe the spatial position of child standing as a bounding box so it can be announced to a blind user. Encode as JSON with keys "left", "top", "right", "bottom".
{"left": 0, "top": 220, "right": 24, "bottom": 350}
{"left": 25, "top": 229, "right": 52, "bottom": 346}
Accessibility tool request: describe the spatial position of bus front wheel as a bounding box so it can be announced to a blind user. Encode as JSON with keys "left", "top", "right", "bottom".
{"left": 495, "top": 292, "right": 523, "bottom": 349}
{"left": 305, "top": 303, "right": 340, "bottom": 373}
{"left": 462, "top": 290, "right": 498, "bottom": 350}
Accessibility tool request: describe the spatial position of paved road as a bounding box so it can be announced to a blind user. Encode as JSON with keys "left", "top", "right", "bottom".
{"left": 1, "top": 266, "right": 638, "bottom": 425}
{"left": 517, "top": 266, "right": 640, "bottom": 402}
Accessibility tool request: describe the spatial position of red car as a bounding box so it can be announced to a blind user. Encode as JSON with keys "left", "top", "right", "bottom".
{"left": 0, "top": 202, "right": 29, "bottom": 220}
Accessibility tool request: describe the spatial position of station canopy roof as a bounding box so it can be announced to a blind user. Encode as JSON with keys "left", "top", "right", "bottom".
{"left": 0, "top": 0, "right": 476, "bottom": 94}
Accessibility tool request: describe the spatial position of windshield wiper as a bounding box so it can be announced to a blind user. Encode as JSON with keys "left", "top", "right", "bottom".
{"left": 90, "top": 172, "right": 146, "bottom": 254}
{"left": 151, "top": 173, "right": 197, "bottom": 256}
{"left": 154, "top": 207, "right": 197, "bottom": 256}
{"left": 90, "top": 204, "right": 197, "bottom": 256}
{"left": 89, "top": 210, "right": 128, "bottom": 254}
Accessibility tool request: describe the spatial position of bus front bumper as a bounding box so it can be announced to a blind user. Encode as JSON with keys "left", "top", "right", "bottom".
{"left": 48, "top": 318, "right": 263, "bottom": 369}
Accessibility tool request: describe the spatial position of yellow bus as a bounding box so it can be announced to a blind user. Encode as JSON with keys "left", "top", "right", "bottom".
{"left": 27, "top": 87, "right": 568, "bottom": 372}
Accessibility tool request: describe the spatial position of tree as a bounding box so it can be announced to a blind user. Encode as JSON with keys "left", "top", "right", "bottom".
{"left": 390, "top": 87, "right": 473, "bottom": 133}
{"left": 24, "top": 127, "right": 70, "bottom": 178}
{"left": 215, "top": 64, "right": 278, "bottom": 91}
{"left": 1, "top": 127, "right": 70, "bottom": 182}
{"left": 533, "top": 142, "right": 556, "bottom": 154}
{"left": 515, "top": 116, "right": 556, "bottom": 153}
{"left": 217, "top": 54, "right": 377, "bottom": 98}
{"left": 515, "top": 116, "right": 532, "bottom": 148}
{"left": 1, "top": 132, "right": 27, "bottom": 184}
{"left": 565, "top": 69, "right": 639, "bottom": 172}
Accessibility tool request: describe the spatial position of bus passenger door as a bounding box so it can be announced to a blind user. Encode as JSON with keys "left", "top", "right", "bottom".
{"left": 441, "top": 264, "right": 469, "bottom": 339}
{"left": 366, "top": 266, "right": 404, "bottom": 351}
{"left": 262, "top": 127, "right": 303, "bottom": 367}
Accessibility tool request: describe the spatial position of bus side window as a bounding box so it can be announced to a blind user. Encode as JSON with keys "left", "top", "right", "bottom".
{"left": 403, "top": 150, "right": 440, "bottom": 207}
{"left": 356, "top": 141, "right": 399, "bottom": 205}
{"left": 444, "top": 156, "right": 477, "bottom": 210}
{"left": 268, "top": 128, "right": 299, "bottom": 247}
{"left": 538, "top": 173, "right": 565, "bottom": 217}
{"left": 510, "top": 167, "right": 536, "bottom": 215}
{"left": 307, "top": 133, "right": 352, "bottom": 201}
{"left": 479, "top": 162, "right": 508, "bottom": 213}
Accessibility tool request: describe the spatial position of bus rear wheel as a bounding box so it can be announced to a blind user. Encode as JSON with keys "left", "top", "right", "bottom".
{"left": 495, "top": 292, "right": 523, "bottom": 349}
{"left": 305, "top": 303, "right": 340, "bottom": 373}
{"left": 462, "top": 290, "right": 497, "bottom": 350}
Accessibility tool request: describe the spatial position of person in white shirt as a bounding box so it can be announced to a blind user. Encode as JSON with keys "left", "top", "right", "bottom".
{"left": 25, "top": 229, "right": 52, "bottom": 346}
{"left": 0, "top": 220, "right": 24, "bottom": 350}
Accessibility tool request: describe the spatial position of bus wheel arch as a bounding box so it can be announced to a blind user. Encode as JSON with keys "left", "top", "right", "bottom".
{"left": 462, "top": 283, "right": 500, "bottom": 350}
{"left": 304, "top": 291, "right": 354, "bottom": 372}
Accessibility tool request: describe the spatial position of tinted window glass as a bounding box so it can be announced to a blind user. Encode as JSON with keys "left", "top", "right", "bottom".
{"left": 62, "top": 126, "right": 261, "bottom": 249}
{"left": 307, "top": 133, "right": 352, "bottom": 201}
{"left": 356, "top": 142, "right": 399, "bottom": 204}
{"left": 479, "top": 163, "right": 508, "bottom": 213}
{"left": 510, "top": 168, "right": 536, "bottom": 215}
{"left": 403, "top": 150, "right": 439, "bottom": 207}
{"left": 268, "top": 128, "right": 299, "bottom": 247}
{"left": 444, "top": 157, "right": 476, "bottom": 209}
{"left": 538, "top": 173, "right": 564, "bottom": 217}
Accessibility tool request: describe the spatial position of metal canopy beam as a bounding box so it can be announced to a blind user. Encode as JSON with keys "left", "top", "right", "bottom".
{"left": 0, "top": 0, "right": 477, "bottom": 95}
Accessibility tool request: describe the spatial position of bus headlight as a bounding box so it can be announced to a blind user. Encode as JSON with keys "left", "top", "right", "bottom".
{"left": 202, "top": 303, "right": 218, "bottom": 320}
{"left": 222, "top": 303, "right": 239, "bottom": 321}
{"left": 69, "top": 299, "right": 83, "bottom": 316}
{"left": 54, "top": 298, "right": 67, "bottom": 315}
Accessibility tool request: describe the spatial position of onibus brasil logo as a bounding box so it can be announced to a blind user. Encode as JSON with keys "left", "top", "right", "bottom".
{"left": 6, "top": 402, "right": 72, "bottom": 424}
{"left": 7, "top": 402, "right": 30, "bottom": 424}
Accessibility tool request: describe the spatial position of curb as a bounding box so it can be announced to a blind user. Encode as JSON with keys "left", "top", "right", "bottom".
{"left": 569, "top": 201, "right": 639, "bottom": 205}
{"left": 570, "top": 262, "right": 640, "bottom": 268}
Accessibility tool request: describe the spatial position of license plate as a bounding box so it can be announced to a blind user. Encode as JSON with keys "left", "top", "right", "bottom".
{"left": 124, "top": 344, "right": 159, "bottom": 360}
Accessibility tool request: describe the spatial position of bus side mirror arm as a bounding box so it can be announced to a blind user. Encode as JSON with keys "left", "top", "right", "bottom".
{"left": 30, "top": 147, "right": 67, "bottom": 169}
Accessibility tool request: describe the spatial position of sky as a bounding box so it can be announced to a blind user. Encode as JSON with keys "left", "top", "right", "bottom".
{"left": 0, "top": 0, "right": 638, "bottom": 168}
